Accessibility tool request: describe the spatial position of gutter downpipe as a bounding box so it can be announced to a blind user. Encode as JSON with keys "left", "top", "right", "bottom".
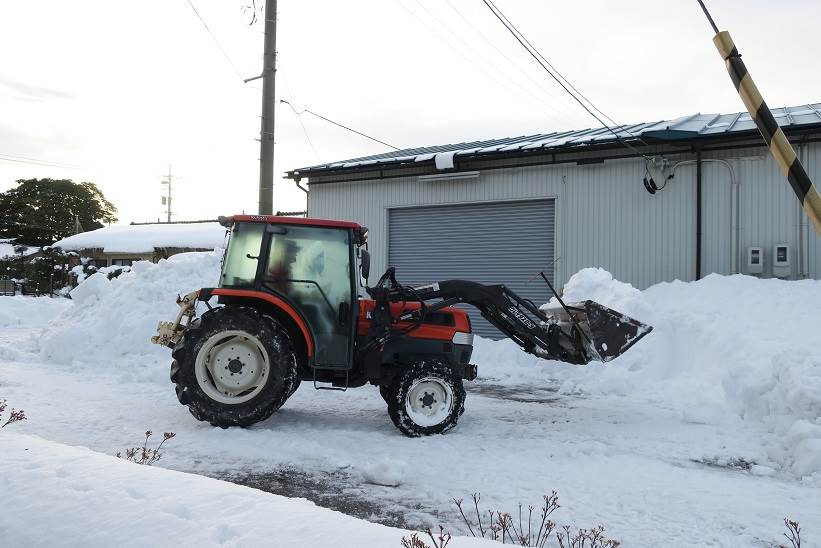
{"left": 696, "top": 150, "right": 703, "bottom": 280}
{"left": 798, "top": 142, "right": 809, "bottom": 277}
{"left": 669, "top": 156, "right": 740, "bottom": 276}
{"left": 293, "top": 176, "right": 309, "bottom": 216}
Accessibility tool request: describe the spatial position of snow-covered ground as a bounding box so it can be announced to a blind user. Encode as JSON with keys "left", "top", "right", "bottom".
{"left": 1, "top": 252, "right": 820, "bottom": 546}
{"left": 0, "top": 433, "right": 494, "bottom": 548}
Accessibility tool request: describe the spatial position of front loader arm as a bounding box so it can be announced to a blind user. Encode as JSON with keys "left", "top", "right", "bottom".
{"left": 407, "top": 280, "right": 589, "bottom": 364}
{"left": 368, "top": 268, "right": 652, "bottom": 366}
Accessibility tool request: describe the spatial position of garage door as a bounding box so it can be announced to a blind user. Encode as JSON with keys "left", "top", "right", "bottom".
{"left": 388, "top": 199, "right": 555, "bottom": 339}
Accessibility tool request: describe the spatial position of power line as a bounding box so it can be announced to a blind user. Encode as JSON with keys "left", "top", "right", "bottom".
{"left": 480, "top": 0, "right": 652, "bottom": 159}
{"left": 280, "top": 100, "right": 400, "bottom": 151}
{"left": 185, "top": 0, "right": 245, "bottom": 81}
{"left": 442, "top": 0, "right": 575, "bottom": 119}
{"left": 696, "top": 0, "right": 720, "bottom": 34}
{"left": 395, "top": 0, "right": 561, "bottom": 120}
{"left": 280, "top": 77, "right": 321, "bottom": 162}
{"left": 408, "top": 0, "right": 574, "bottom": 123}
{"left": 486, "top": 1, "right": 624, "bottom": 130}
{"left": 0, "top": 153, "right": 85, "bottom": 170}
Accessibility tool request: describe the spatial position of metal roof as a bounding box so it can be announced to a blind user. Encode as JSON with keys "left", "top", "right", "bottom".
{"left": 288, "top": 103, "right": 821, "bottom": 177}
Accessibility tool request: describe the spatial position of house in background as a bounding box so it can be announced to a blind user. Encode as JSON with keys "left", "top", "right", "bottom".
{"left": 286, "top": 103, "right": 821, "bottom": 338}
{"left": 52, "top": 221, "right": 227, "bottom": 268}
{"left": 0, "top": 239, "right": 41, "bottom": 261}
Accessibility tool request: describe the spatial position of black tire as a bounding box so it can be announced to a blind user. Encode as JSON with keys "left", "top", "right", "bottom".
{"left": 386, "top": 360, "right": 466, "bottom": 437}
{"left": 170, "top": 306, "right": 297, "bottom": 428}
{"left": 288, "top": 378, "right": 302, "bottom": 398}
{"left": 379, "top": 384, "right": 393, "bottom": 405}
{"left": 278, "top": 378, "right": 302, "bottom": 409}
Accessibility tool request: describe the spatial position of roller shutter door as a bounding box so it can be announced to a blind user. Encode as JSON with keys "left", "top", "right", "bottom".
{"left": 388, "top": 199, "right": 555, "bottom": 339}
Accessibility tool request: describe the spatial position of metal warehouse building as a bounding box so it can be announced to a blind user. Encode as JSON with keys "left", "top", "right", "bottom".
{"left": 286, "top": 103, "right": 821, "bottom": 337}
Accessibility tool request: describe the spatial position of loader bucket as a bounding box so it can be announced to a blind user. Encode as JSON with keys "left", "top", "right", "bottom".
{"left": 545, "top": 300, "right": 653, "bottom": 363}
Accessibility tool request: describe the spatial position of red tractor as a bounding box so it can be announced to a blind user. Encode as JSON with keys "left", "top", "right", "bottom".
{"left": 152, "top": 215, "right": 651, "bottom": 436}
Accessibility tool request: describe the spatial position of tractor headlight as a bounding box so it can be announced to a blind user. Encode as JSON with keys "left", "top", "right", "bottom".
{"left": 452, "top": 332, "right": 474, "bottom": 346}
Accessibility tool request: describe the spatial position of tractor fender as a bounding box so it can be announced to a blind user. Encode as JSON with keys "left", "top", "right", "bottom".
{"left": 198, "top": 287, "right": 315, "bottom": 358}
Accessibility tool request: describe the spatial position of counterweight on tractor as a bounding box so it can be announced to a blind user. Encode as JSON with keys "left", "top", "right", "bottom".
{"left": 152, "top": 215, "right": 651, "bottom": 437}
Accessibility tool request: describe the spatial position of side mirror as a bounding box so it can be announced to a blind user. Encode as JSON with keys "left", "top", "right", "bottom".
{"left": 359, "top": 249, "right": 371, "bottom": 282}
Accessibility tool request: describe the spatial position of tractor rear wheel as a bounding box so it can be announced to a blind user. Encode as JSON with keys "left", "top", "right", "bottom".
{"left": 170, "top": 306, "right": 297, "bottom": 428}
{"left": 379, "top": 384, "right": 393, "bottom": 405}
{"left": 386, "top": 360, "right": 465, "bottom": 437}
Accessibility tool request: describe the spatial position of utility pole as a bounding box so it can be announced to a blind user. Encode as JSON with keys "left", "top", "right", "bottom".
{"left": 258, "top": 0, "right": 277, "bottom": 215}
{"left": 161, "top": 165, "right": 173, "bottom": 223}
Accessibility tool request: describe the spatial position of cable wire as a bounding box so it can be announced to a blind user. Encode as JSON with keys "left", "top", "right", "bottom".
{"left": 0, "top": 153, "right": 85, "bottom": 170}
{"left": 395, "top": 0, "right": 563, "bottom": 120}
{"left": 480, "top": 0, "right": 652, "bottom": 159}
{"left": 280, "top": 100, "right": 400, "bottom": 151}
{"left": 696, "top": 0, "right": 720, "bottom": 34}
{"left": 186, "top": 0, "right": 245, "bottom": 81}
{"left": 409, "top": 0, "right": 574, "bottom": 123}
{"left": 280, "top": 77, "right": 322, "bottom": 162}
{"left": 442, "top": 0, "right": 576, "bottom": 120}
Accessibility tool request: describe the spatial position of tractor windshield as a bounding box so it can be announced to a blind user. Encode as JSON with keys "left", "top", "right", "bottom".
{"left": 220, "top": 222, "right": 265, "bottom": 287}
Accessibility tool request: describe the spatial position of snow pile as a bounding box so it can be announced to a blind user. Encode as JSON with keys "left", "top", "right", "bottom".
{"left": 545, "top": 267, "right": 651, "bottom": 318}
{"left": 361, "top": 459, "right": 408, "bottom": 487}
{"left": 53, "top": 223, "right": 227, "bottom": 253}
{"left": 0, "top": 432, "right": 489, "bottom": 547}
{"left": 0, "top": 295, "right": 71, "bottom": 328}
{"left": 39, "top": 251, "right": 222, "bottom": 377}
{"left": 475, "top": 268, "right": 821, "bottom": 478}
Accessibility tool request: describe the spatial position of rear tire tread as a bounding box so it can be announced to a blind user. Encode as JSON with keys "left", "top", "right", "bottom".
{"left": 169, "top": 306, "right": 297, "bottom": 428}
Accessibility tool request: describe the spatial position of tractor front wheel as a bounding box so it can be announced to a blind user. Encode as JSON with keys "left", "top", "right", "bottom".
{"left": 170, "top": 306, "right": 297, "bottom": 428}
{"left": 386, "top": 361, "right": 465, "bottom": 437}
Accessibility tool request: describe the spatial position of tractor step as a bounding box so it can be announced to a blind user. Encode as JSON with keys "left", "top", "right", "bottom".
{"left": 312, "top": 367, "right": 349, "bottom": 391}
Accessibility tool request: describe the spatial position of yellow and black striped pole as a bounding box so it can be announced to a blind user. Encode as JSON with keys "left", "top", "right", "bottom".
{"left": 698, "top": 1, "right": 821, "bottom": 234}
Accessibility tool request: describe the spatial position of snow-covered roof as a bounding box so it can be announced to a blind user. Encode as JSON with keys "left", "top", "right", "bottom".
{"left": 52, "top": 223, "right": 227, "bottom": 253}
{"left": 0, "top": 239, "right": 40, "bottom": 260}
{"left": 287, "top": 103, "right": 821, "bottom": 177}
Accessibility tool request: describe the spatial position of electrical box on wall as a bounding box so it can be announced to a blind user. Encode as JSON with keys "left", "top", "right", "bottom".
{"left": 772, "top": 244, "right": 791, "bottom": 278}
{"left": 746, "top": 247, "right": 763, "bottom": 275}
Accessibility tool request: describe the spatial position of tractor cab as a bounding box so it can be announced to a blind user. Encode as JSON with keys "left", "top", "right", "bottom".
{"left": 216, "top": 215, "right": 368, "bottom": 371}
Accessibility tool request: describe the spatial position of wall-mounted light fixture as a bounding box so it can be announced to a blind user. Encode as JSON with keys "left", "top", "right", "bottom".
{"left": 418, "top": 171, "right": 480, "bottom": 183}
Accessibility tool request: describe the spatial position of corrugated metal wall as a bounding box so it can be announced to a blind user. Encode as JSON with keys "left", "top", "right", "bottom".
{"left": 308, "top": 142, "right": 821, "bottom": 291}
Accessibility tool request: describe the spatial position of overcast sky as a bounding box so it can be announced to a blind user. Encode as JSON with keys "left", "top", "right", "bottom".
{"left": 1, "top": 0, "right": 820, "bottom": 225}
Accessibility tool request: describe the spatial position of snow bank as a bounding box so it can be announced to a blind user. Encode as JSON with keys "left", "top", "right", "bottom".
{"left": 39, "top": 251, "right": 222, "bottom": 378}
{"left": 25, "top": 260, "right": 821, "bottom": 478}
{"left": 53, "top": 223, "right": 226, "bottom": 253}
{"left": 0, "top": 432, "right": 490, "bottom": 548}
{"left": 0, "top": 295, "right": 71, "bottom": 328}
{"left": 475, "top": 268, "right": 821, "bottom": 478}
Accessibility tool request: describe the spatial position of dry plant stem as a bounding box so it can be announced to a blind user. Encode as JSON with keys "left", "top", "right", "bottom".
{"left": 474, "top": 494, "right": 486, "bottom": 538}
{"left": 783, "top": 518, "right": 801, "bottom": 548}
{"left": 453, "top": 498, "right": 476, "bottom": 537}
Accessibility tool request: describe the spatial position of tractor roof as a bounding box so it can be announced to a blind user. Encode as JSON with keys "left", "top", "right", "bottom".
{"left": 224, "top": 215, "right": 362, "bottom": 231}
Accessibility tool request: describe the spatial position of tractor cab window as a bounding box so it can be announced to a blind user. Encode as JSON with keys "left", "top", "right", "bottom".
{"left": 262, "top": 225, "right": 353, "bottom": 368}
{"left": 220, "top": 222, "right": 265, "bottom": 287}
